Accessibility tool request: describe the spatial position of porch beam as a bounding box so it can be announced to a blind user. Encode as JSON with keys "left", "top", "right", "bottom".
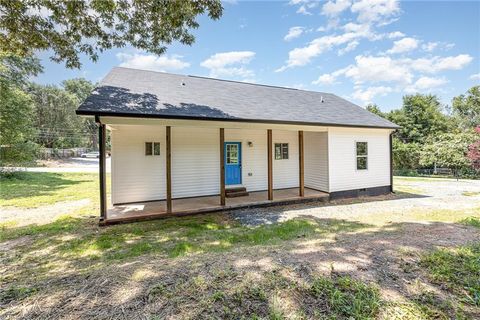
{"left": 267, "top": 129, "right": 273, "bottom": 200}
{"left": 98, "top": 121, "right": 107, "bottom": 221}
{"left": 166, "top": 126, "right": 172, "bottom": 213}
{"left": 220, "top": 128, "right": 226, "bottom": 205}
{"left": 299, "top": 130, "right": 304, "bottom": 197}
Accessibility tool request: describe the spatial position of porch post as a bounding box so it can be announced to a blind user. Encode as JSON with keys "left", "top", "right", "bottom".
{"left": 98, "top": 119, "right": 107, "bottom": 221}
{"left": 389, "top": 132, "right": 394, "bottom": 193}
{"left": 166, "top": 126, "right": 172, "bottom": 213}
{"left": 298, "top": 130, "right": 304, "bottom": 197}
{"left": 220, "top": 128, "right": 226, "bottom": 205}
{"left": 267, "top": 129, "right": 273, "bottom": 200}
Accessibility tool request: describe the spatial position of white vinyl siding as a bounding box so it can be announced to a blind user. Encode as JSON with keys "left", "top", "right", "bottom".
{"left": 110, "top": 123, "right": 391, "bottom": 204}
{"left": 171, "top": 127, "right": 220, "bottom": 198}
{"left": 272, "top": 130, "right": 299, "bottom": 189}
{"left": 111, "top": 125, "right": 166, "bottom": 204}
{"left": 328, "top": 127, "right": 391, "bottom": 192}
{"left": 304, "top": 131, "right": 329, "bottom": 192}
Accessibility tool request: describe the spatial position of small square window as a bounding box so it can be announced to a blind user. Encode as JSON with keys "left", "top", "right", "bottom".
{"left": 145, "top": 142, "right": 153, "bottom": 156}
{"left": 275, "top": 143, "right": 289, "bottom": 160}
{"left": 154, "top": 142, "right": 160, "bottom": 155}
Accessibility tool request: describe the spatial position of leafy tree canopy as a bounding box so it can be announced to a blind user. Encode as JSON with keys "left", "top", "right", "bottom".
{"left": 0, "top": 0, "right": 223, "bottom": 68}
{"left": 62, "top": 78, "right": 96, "bottom": 103}
{"left": 365, "top": 104, "right": 385, "bottom": 118}
{"left": 389, "top": 94, "right": 451, "bottom": 143}
{"left": 0, "top": 52, "right": 42, "bottom": 87}
{"left": 419, "top": 131, "right": 477, "bottom": 171}
{"left": 452, "top": 85, "right": 480, "bottom": 129}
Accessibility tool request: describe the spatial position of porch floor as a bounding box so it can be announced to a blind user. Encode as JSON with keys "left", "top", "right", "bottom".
{"left": 106, "top": 187, "right": 329, "bottom": 224}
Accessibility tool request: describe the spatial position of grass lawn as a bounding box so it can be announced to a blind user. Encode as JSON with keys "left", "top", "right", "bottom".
{"left": 0, "top": 172, "right": 99, "bottom": 208}
{"left": 1, "top": 172, "right": 479, "bottom": 319}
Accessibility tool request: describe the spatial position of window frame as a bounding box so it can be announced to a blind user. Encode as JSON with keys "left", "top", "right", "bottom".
{"left": 145, "top": 142, "right": 160, "bottom": 156}
{"left": 274, "top": 143, "right": 289, "bottom": 160}
{"left": 355, "top": 141, "right": 368, "bottom": 171}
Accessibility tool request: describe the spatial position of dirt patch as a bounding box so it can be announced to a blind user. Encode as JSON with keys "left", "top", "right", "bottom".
{"left": 0, "top": 199, "right": 91, "bottom": 226}
{"left": 1, "top": 220, "right": 479, "bottom": 319}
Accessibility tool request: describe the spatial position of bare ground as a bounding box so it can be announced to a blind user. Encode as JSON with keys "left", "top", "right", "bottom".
{"left": 1, "top": 177, "right": 479, "bottom": 319}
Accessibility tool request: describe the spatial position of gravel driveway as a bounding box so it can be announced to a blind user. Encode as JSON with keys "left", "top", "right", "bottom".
{"left": 230, "top": 177, "right": 480, "bottom": 226}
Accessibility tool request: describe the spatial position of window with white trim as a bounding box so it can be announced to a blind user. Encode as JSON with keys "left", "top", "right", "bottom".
{"left": 274, "top": 143, "right": 289, "bottom": 160}
{"left": 145, "top": 142, "right": 160, "bottom": 156}
{"left": 356, "top": 142, "right": 368, "bottom": 170}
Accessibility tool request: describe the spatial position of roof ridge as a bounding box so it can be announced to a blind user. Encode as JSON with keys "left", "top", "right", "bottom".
{"left": 187, "top": 74, "right": 299, "bottom": 91}
{"left": 114, "top": 66, "right": 335, "bottom": 95}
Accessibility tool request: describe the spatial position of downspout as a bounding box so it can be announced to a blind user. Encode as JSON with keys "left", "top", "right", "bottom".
{"left": 96, "top": 116, "right": 107, "bottom": 223}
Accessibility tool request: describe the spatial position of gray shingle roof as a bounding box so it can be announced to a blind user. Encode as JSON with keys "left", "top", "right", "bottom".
{"left": 76, "top": 67, "right": 399, "bottom": 129}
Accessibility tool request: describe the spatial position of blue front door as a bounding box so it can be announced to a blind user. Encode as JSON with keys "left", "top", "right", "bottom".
{"left": 225, "top": 142, "right": 241, "bottom": 185}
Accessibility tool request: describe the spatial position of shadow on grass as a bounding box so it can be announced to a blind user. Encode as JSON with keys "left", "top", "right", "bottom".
{"left": 0, "top": 172, "right": 86, "bottom": 201}
{"left": 1, "top": 214, "right": 479, "bottom": 319}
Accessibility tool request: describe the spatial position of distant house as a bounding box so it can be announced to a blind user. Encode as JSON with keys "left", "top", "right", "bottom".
{"left": 76, "top": 67, "right": 399, "bottom": 224}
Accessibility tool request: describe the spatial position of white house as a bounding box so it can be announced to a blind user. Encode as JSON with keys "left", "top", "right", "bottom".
{"left": 76, "top": 67, "right": 399, "bottom": 224}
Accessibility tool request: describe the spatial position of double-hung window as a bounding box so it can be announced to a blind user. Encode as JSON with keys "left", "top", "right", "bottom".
{"left": 145, "top": 142, "right": 160, "bottom": 156}
{"left": 356, "top": 142, "right": 368, "bottom": 170}
{"left": 274, "top": 143, "right": 289, "bottom": 160}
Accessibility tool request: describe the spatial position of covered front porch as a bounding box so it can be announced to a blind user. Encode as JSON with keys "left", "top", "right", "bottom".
{"left": 97, "top": 117, "right": 330, "bottom": 225}
{"left": 106, "top": 187, "right": 329, "bottom": 224}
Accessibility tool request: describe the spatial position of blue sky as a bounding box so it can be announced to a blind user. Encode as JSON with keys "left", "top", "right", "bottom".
{"left": 35, "top": 0, "right": 480, "bottom": 112}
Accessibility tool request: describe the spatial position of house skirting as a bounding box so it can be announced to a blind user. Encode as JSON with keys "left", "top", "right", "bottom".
{"left": 329, "top": 185, "right": 391, "bottom": 200}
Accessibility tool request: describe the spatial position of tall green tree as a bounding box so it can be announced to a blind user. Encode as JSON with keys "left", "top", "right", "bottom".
{"left": 0, "top": 53, "right": 42, "bottom": 166}
{"left": 365, "top": 104, "right": 385, "bottom": 118}
{"left": 452, "top": 86, "right": 480, "bottom": 129}
{"left": 1, "top": 0, "right": 223, "bottom": 68}
{"left": 29, "top": 84, "right": 83, "bottom": 148}
{"left": 389, "top": 94, "right": 451, "bottom": 143}
{"left": 62, "top": 78, "right": 97, "bottom": 148}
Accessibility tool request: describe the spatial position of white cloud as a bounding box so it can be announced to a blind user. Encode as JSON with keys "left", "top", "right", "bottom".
{"left": 276, "top": 26, "right": 377, "bottom": 71}
{"left": 351, "top": 0, "right": 401, "bottom": 25}
{"left": 312, "top": 74, "right": 337, "bottom": 85}
{"left": 422, "top": 42, "right": 438, "bottom": 52}
{"left": 344, "top": 55, "right": 413, "bottom": 84}
{"left": 407, "top": 54, "right": 473, "bottom": 73}
{"left": 116, "top": 53, "right": 190, "bottom": 72}
{"left": 470, "top": 73, "right": 480, "bottom": 80}
{"left": 353, "top": 86, "right": 393, "bottom": 104}
{"left": 284, "top": 26, "right": 305, "bottom": 41}
{"left": 289, "top": 0, "right": 318, "bottom": 15}
{"left": 338, "top": 40, "right": 359, "bottom": 55}
{"left": 387, "top": 31, "right": 405, "bottom": 39}
{"left": 405, "top": 76, "right": 448, "bottom": 93}
{"left": 322, "top": 0, "right": 352, "bottom": 17}
{"left": 320, "top": 54, "right": 472, "bottom": 86}
{"left": 386, "top": 37, "right": 419, "bottom": 54}
{"left": 279, "top": 0, "right": 402, "bottom": 71}
{"left": 200, "top": 51, "right": 256, "bottom": 79}
{"left": 421, "top": 41, "right": 455, "bottom": 52}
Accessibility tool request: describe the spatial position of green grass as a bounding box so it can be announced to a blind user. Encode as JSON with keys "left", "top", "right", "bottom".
{"left": 421, "top": 244, "right": 480, "bottom": 307}
{"left": 310, "top": 276, "right": 381, "bottom": 319}
{"left": 52, "top": 215, "right": 368, "bottom": 261}
{"left": 0, "top": 172, "right": 100, "bottom": 208}
{"left": 463, "top": 191, "right": 480, "bottom": 197}
{"left": 462, "top": 217, "right": 480, "bottom": 228}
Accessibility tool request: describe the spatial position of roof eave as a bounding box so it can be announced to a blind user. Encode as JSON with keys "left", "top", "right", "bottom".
{"left": 76, "top": 109, "right": 401, "bottom": 130}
